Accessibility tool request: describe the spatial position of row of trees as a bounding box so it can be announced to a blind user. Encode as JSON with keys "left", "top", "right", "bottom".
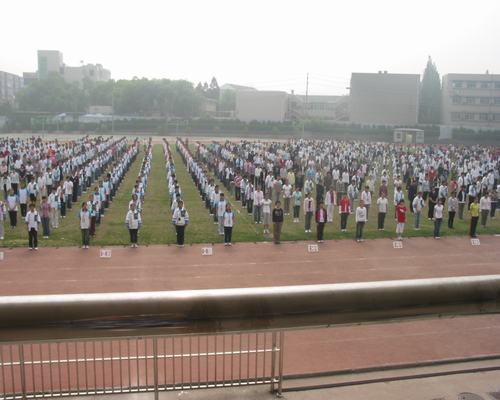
{"left": 12, "top": 74, "right": 223, "bottom": 118}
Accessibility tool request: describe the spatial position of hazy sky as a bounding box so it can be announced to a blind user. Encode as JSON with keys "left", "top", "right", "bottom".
{"left": 2, "top": 0, "right": 499, "bottom": 95}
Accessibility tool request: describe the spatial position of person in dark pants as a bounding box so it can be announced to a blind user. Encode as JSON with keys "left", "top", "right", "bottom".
{"left": 125, "top": 202, "right": 142, "bottom": 248}
{"left": 447, "top": 191, "right": 458, "bottom": 229}
{"left": 25, "top": 203, "right": 40, "bottom": 250}
{"left": 315, "top": 201, "right": 327, "bottom": 243}
{"left": 172, "top": 200, "right": 189, "bottom": 247}
{"left": 223, "top": 203, "right": 235, "bottom": 246}
{"left": 469, "top": 197, "right": 480, "bottom": 238}
{"left": 355, "top": 200, "right": 367, "bottom": 242}
{"left": 339, "top": 194, "right": 350, "bottom": 232}
{"left": 427, "top": 187, "right": 438, "bottom": 220}
{"left": 272, "top": 201, "right": 284, "bottom": 244}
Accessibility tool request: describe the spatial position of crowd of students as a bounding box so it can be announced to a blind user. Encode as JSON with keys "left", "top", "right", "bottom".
{"left": 186, "top": 138, "right": 499, "bottom": 244}
{"left": 0, "top": 136, "right": 139, "bottom": 249}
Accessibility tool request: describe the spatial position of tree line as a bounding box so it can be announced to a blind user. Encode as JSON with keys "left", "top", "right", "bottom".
{"left": 12, "top": 74, "right": 221, "bottom": 118}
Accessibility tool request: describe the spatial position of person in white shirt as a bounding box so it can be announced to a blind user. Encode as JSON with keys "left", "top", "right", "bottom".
{"left": 253, "top": 186, "right": 264, "bottom": 224}
{"left": 393, "top": 186, "right": 405, "bottom": 219}
{"left": 412, "top": 192, "right": 425, "bottom": 230}
{"left": 125, "top": 202, "right": 142, "bottom": 247}
{"left": 262, "top": 193, "right": 272, "bottom": 234}
{"left": 282, "top": 180, "right": 293, "bottom": 215}
{"left": 433, "top": 199, "right": 444, "bottom": 239}
{"left": 480, "top": 193, "right": 491, "bottom": 226}
{"left": 79, "top": 202, "right": 91, "bottom": 249}
{"left": 64, "top": 177, "right": 74, "bottom": 209}
{"left": 376, "top": 193, "right": 388, "bottom": 230}
{"left": 223, "top": 203, "right": 236, "bottom": 246}
{"left": 6, "top": 189, "right": 18, "bottom": 229}
{"left": 0, "top": 200, "right": 5, "bottom": 240}
{"left": 25, "top": 203, "right": 40, "bottom": 250}
{"left": 172, "top": 200, "right": 189, "bottom": 247}
{"left": 355, "top": 200, "right": 367, "bottom": 242}
{"left": 325, "top": 188, "right": 336, "bottom": 223}
{"left": 360, "top": 187, "right": 371, "bottom": 219}
{"left": 48, "top": 187, "right": 59, "bottom": 229}
{"left": 18, "top": 182, "right": 28, "bottom": 217}
{"left": 217, "top": 193, "right": 227, "bottom": 235}
{"left": 303, "top": 193, "right": 315, "bottom": 233}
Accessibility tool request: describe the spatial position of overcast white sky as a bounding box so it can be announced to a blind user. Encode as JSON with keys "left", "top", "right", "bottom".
{"left": 1, "top": 0, "right": 499, "bottom": 95}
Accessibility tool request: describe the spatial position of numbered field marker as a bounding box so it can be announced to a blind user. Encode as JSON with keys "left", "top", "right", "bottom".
{"left": 393, "top": 241, "right": 403, "bottom": 249}
{"left": 100, "top": 249, "right": 112, "bottom": 258}
{"left": 470, "top": 238, "right": 481, "bottom": 246}
{"left": 308, "top": 244, "right": 319, "bottom": 253}
{"left": 201, "top": 247, "right": 213, "bottom": 256}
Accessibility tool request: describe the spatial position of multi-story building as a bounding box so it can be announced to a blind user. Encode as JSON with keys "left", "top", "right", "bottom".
{"left": 0, "top": 71, "right": 23, "bottom": 103}
{"left": 349, "top": 72, "right": 420, "bottom": 125}
{"left": 25, "top": 50, "right": 111, "bottom": 87}
{"left": 441, "top": 73, "right": 500, "bottom": 129}
{"left": 235, "top": 90, "right": 289, "bottom": 122}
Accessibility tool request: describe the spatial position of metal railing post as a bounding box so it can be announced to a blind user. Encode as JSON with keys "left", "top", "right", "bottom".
{"left": 270, "top": 332, "right": 277, "bottom": 394}
{"left": 153, "top": 338, "right": 159, "bottom": 400}
{"left": 18, "top": 344, "right": 27, "bottom": 400}
{"left": 277, "top": 331, "right": 285, "bottom": 397}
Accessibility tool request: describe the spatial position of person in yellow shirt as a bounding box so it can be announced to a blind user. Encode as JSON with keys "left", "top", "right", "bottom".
{"left": 469, "top": 197, "right": 480, "bottom": 238}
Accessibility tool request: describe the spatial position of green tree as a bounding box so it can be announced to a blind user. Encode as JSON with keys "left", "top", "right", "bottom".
{"left": 17, "top": 73, "right": 88, "bottom": 113}
{"left": 418, "top": 57, "right": 441, "bottom": 124}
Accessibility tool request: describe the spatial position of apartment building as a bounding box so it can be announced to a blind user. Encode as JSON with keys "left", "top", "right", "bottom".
{"left": 0, "top": 71, "right": 23, "bottom": 103}
{"left": 441, "top": 73, "right": 500, "bottom": 129}
{"left": 349, "top": 72, "right": 420, "bottom": 125}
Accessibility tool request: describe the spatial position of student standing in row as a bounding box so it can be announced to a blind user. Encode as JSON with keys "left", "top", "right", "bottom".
{"left": 448, "top": 192, "right": 458, "bottom": 229}
{"left": 292, "top": 187, "right": 302, "bottom": 223}
{"left": 361, "top": 187, "right": 371, "bottom": 219}
{"left": 0, "top": 200, "right": 5, "bottom": 240}
{"left": 272, "top": 200, "right": 284, "bottom": 244}
{"left": 217, "top": 193, "right": 226, "bottom": 235}
{"left": 25, "top": 203, "right": 40, "bottom": 250}
{"left": 480, "top": 193, "right": 491, "bottom": 227}
{"left": 125, "top": 202, "right": 142, "bottom": 248}
{"left": 19, "top": 182, "right": 28, "bottom": 218}
{"left": 433, "top": 199, "right": 444, "bottom": 239}
{"left": 262, "top": 193, "right": 272, "bottom": 235}
{"left": 412, "top": 192, "right": 425, "bottom": 230}
{"left": 339, "top": 194, "right": 350, "bottom": 232}
{"left": 395, "top": 199, "right": 406, "bottom": 241}
{"left": 355, "top": 200, "right": 367, "bottom": 242}
{"left": 325, "top": 187, "right": 336, "bottom": 223}
{"left": 304, "top": 193, "right": 315, "bottom": 233}
{"left": 6, "top": 189, "right": 17, "bottom": 229}
{"left": 469, "top": 197, "right": 480, "bottom": 238}
{"left": 315, "top": 201, "right": 327, "bottom": 243}
{"left": 40, "top": 196, "right": 51, "bottom": 239}
{"left": 172, "top": 199, "right": 189, "bottom": 247}
{"left": 376, "top": 192, "right": 388, "bottom": 230}
{"left": 79, "top": 202, "right": 91, "bottom": 249}
{"left": 223, "top": 203, "right": 235, "bottom": 246}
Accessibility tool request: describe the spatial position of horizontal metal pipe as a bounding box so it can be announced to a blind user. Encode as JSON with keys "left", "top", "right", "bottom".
{"left": 1, "top": 275, "right": 500, "bottom": 342}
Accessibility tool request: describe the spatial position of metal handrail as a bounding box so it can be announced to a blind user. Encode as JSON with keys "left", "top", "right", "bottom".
{"left": 1, "top": 275, "right": 500, "bottom": 342}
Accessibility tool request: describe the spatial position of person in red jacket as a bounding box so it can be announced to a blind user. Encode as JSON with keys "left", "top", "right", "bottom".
{"left": 395, "top": 199, "right": 407, "bottom": 241}
{"left": 315, "top": 201, "right": 327, "bottom": 242}
{"left": 339, "top": 194, "right": 350, "bottom": 232}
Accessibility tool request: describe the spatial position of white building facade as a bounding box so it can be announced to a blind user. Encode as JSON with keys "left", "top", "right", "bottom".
{"left": 441, "top": 73, "right": 500, "bottom": 129}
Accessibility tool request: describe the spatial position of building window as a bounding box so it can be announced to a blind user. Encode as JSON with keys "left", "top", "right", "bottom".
{"left": 463, "top": 112, "right": 474, "bottom": 121}
{"left": 466, "top": 81, "right": 477, "bottom": 89}
{"left": 494, "top": 97, "right": 500, "bottom": 105}
{"left": 494, "top": 113, "right": 500, "bottom": 121}
{"left": 479, "top": 113, "right": 489, "bottom": 121}
{"left": 451, "top": 112, "right": 461, "bottom": 121}
{"left": 479, "top": 97, "right": 490, "bottom": 105}
{"left": 495, "top": 82, "right": 500, "bottom": 89}
{"left": 480, "top": 81, "right": 489, "bottom": 89}
{"left": 452, "top": 96, "right": 461, "bottom": 104}
{"left": 452, "top": 81, "right": 463, "bottom": 89}
{"left": 465, "top": 97, "right": 475, "bottom": 104}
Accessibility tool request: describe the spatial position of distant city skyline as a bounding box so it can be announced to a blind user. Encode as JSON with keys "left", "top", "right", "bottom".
{"left": 1, "top": 0, "right": 499, "bottom": 96}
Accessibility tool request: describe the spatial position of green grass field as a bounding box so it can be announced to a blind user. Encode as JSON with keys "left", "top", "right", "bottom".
{"left": 1, "top": 143, "right": 499, "bottom": 248}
